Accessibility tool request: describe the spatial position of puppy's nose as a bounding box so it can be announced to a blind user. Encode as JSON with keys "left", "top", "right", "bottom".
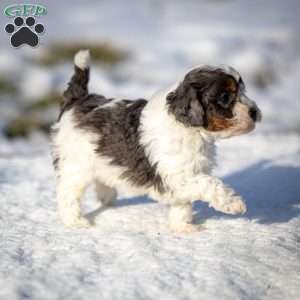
{"left": 249, "top": 107, "right": 258, "bottom": 122}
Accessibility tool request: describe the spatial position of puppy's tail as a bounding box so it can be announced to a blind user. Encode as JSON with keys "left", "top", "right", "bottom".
{"left": 59, "top": 50, "right": 91, "bottom": 120}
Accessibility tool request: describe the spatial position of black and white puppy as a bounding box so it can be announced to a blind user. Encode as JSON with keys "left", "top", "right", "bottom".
{"left": 52, "top": 50, "right": 261, "bottom": 233}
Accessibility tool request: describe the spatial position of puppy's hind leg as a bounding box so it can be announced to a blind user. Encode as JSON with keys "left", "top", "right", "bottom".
{"left": 94, "top": 180, "right": 117, "bottom": 207}
{"left": 57, "top": 171, "right": 92, "bottom": 228}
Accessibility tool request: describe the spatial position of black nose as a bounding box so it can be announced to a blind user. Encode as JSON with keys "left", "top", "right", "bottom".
{"left": 249, "top": 107, "right": 257, "bottom": 122}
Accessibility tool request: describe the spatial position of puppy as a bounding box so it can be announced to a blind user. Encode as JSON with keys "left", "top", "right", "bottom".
{"left": 51, "top": 50, "right": 261, "bottom": 233}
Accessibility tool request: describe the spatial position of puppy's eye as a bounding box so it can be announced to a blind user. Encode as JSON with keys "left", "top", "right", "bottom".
{"left": 218, "top": 92, "right": 234, "bottom": 107}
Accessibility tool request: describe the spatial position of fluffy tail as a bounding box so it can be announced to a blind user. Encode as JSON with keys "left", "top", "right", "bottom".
{"left": 59, "top": 50, "right": 91, "bottom": 120}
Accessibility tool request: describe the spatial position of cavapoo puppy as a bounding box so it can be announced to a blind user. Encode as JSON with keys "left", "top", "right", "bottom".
{"left": 51, "top": 50, "right": 261, "bottom": 233}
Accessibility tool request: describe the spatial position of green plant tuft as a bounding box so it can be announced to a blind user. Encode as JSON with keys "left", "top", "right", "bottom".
{"left": 36, "top": 42, "right": 127, "bottom": 66}
{"left": 0, "top": 77, "right": 17, "bottom": 94}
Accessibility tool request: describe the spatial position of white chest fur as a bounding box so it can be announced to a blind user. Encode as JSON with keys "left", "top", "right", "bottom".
{"left": 140, "top": 85, "right": 216, "bottom": 191}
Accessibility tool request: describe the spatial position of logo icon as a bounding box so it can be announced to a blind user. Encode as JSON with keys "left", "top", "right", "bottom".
{"left": 3, "top": 4, "right": 47, "bottom": 48}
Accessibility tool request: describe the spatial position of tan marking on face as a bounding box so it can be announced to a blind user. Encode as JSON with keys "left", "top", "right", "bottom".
{"left": 226, "top": 78, "right": 238, "bottom": 93}
{"left": 207, "top": 116, "right": 234, "bottom": 132}
{"left": 216, "top": 102, "right": 255, "bottom": 138}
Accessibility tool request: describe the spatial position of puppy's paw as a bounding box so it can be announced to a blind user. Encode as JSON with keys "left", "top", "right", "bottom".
{"left": 222, "top": 196, "right": 247, "bottom": 215}
{"left": 228, "top": 196, "right": 247, "bottom": 215}
{"left": 210, "top": 195, "right": 247, "bottom": 215}
{"left": 170, "top": 223, "right": 204, "bottom": 234}
{"left": 62, "top": 217, "right": 92, "bottom": 229}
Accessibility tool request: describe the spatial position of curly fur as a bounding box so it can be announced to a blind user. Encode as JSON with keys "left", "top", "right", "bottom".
{"left": 51, "top": 50, "right": 261, "bottom": 233}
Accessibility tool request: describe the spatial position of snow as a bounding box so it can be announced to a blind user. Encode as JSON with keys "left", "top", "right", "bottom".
{"left": 1, "top": 0, "right": 300, "bottom": 299}
{"left": 1, "top": 134, "right": 300, "bottom": 300}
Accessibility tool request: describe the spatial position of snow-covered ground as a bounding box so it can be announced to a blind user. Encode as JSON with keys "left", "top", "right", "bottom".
{"left": 1, "top": 133, "right": 300, "bottom": 300}
{"left": 0, "top": 0, "right": 300, "bottom": 299}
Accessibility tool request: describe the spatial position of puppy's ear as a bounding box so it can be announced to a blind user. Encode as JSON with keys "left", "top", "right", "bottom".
{"left": 166, "top": 82, "right": 204, "bottom": 127}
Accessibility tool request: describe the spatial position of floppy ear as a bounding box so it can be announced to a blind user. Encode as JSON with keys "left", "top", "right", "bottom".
{"left": 166, "top": 82, "right": 204, "bottom": 127}
{"left": 189, "top": 95, "right": 204, "bottom": 126}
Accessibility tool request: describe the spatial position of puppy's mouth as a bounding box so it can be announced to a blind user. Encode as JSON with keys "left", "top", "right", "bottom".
{"left": 231, "top": 117, "right": 256, "bottom": 135}
{"left": 206, "top": 101, "right": 261, "bottom": 138}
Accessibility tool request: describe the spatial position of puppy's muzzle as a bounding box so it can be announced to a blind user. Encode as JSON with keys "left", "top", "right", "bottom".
{"left": 248, "top": 104, "right": 262, "bottom": 123}
{"left": 249, "top": 107, "right": 258, "bottom": 122}
{"left": 241, "top": 95, "right": 262, "bottom": 123}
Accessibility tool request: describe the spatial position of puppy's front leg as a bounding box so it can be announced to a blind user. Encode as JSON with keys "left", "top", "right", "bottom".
{"left": 169, "top": 203, "right": 202, "bottom": 233}
{"left": 176, "top": 174, "right": 247, "bottom": 215}
{"left": 201, "top": 175, "right": 247, "bottom": 215}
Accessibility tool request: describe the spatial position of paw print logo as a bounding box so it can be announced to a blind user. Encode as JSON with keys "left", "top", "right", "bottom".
{"left": 5, "top": 17, "right": 45, "bottom": 48}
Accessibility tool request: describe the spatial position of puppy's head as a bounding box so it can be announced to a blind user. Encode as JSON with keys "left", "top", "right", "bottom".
{"left": 166, "top": 66, "right": 262, "bottom": 138}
